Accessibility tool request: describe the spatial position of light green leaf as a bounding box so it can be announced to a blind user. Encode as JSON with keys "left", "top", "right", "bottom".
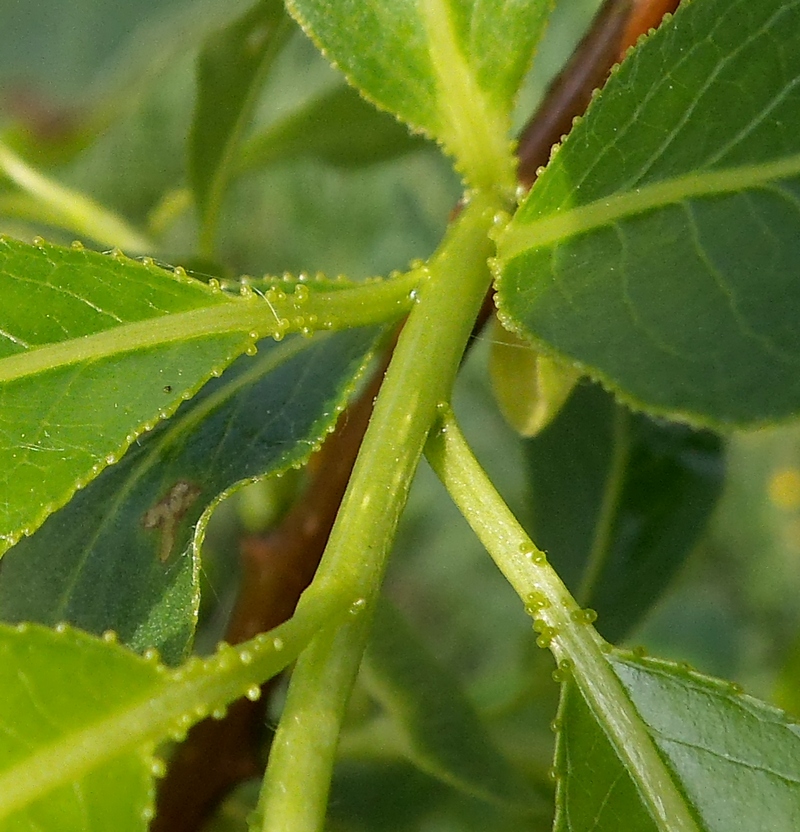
{"left": 489, "top": 318, "right": 579, "bottom": 437}
{"left": 189, "top": 0, "right": 292, "bottom": 253}
{"left": 554, "top": 651, "right": 800, "bottom": 831}
{"left": 0, "top": 237, "right": 413, "bottom": 557}
{"left": 285, "top": 0, "right": 554, "bottom": 190}
{"left": 362, "top": 599, "right": 547, "bottom": 814}
{"left": 0, "top": 624, "right": 161, "bottom": 831}
{"left": 495, "top": 0, "right": 800, "bottom": 427}
{"left": 0, "top": 599, "right": 343, "bottom": 828}
{"left": 0, "top": 328, "right": 382, "bottom": 663}
{"left": 237, "top": 84, "right": 430, "bottom": 173}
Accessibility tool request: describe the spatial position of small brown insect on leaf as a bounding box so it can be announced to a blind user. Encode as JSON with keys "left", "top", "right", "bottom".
{"left": 142, "top": 480, "right": 202, "bottom": 562}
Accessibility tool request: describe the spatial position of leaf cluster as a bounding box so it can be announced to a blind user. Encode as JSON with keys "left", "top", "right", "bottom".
{"left": 1, "top": 0, "right": 800, "bottom": 830}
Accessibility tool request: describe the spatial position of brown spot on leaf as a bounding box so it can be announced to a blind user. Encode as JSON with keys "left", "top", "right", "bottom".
{"left": 142, "top": 480, "right": 202, "bottom": 562}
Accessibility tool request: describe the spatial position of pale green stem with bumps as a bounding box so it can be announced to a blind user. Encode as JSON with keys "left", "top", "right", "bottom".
{"left": 424, "top": 406, "right": 701, "bottom": 832}
{"left": 256, "top": 191, "right": 506, "bottom": 832}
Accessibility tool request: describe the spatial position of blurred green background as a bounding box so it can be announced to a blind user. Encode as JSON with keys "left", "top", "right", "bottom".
{"left": 3, "top": 0, "right": 800, "bottom": 828}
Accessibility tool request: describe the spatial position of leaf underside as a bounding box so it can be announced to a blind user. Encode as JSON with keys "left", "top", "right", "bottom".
{"left": 525, "top": 382, "right": 724, "bottom": 642}
{"left": 285, "top": 0, "right": 552, "bottom": 187}
{"left": 363, "top": 599, "right": 544, "bottom": 813}
{"left": 189, "top": 0, "right": 289, "bottom": 220}
{"left": 496, "top": 0, "right": 800, "bottom": 427}
{"left": 0, "top": 625, "right": 162, "bottom": 831}
{"left": 0, "top": 327, "right": 383, "bottom": 663}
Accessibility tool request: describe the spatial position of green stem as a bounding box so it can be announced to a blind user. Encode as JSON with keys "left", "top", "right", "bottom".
{"left": 0, "top": 140, "right": 153, "bottom": 252}
{"left": 256, "top": 191, "right": 504, "bottom": 832}
{"left": 424, "top": 407, "right": 701, "bottom": 832}
{"left": 255, "top": 611, "right": 373, "bottom": 831}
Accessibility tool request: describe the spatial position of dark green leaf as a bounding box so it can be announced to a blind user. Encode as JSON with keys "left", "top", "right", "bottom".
{"left": 190, "top": 0, "right": 291, "bottom": 247}
{"left": 525, "top": 382, "right": 724, "bottom": 642}
{"left": 495, "top": 0, "right": 800, "bottom": 427}
{"left": 0, "top": 328, "right": 382, "bottom": 663}
{"left": 237, "top": 84, "right": 430, "bottom": 173}
{"left": 285, "top": 0, "right": 553, "bottom": 189}
{"left": 328, "top": 759, "right": 443, "bottom": 832}
{"left": 362, "top": 598, "right": 546, "bottom": 815}
{"left": 554, "top": 652, "right": 800, "bottom": 831}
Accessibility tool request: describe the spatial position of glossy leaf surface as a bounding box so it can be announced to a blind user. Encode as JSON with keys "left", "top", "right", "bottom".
{"left": 0, "top": 328, "right": 382, "bottom": 663}
{"left": 363, "top": 599, "right": 544, "bottom": 813}
{"left": 238, "top": 84, "right": 430, "bottom": 173}
{"left": 189, "top": 0, "right": 290, "bottom": 243}
{"left": 285, "top": 0, "right": 553, "bottom": 189}
{"left": 525, "top": 382, "right": 724, "bottom": 642}
{"left": 496, "top": 0, "right": 800, "bottom": 427}
{"left": 0, "top": 624, "right": 161, "bottom": 831}
{"left": 554, "top": 653, "right": 800, "bottom": 831}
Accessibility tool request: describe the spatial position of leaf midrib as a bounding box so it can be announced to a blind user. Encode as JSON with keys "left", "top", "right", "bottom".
{"left": 0, "top": 302, "right": 271, "bottom": 384}
{"left": 499, "top": 151, "right": 800, "bottom": 261}
{"left": 0, "top": 274, "right": 417, "bottom": 383}
{"left": 419, "top": 0, "right": 514, "bottom": 191}
{"left": 0, "top": 597, "right": 346, "bottom": 822}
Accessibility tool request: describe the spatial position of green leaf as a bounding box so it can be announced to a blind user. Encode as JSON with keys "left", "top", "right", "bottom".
{"left": 489, "top": 318, "right": 580, "bottom": 437}
{"left": 237, "top": 84, "right": 430, "bottom": 173}
{"left": 328, "top": 759, "right": 443, "bottom": 832}
{"left": 0, "top": 237, "right": 411, "bottom": 558}
{"left": 285, "top": 0, "right": 554, "bottom": 190}
{"left": 362, "top": 599, "right": 546, "bottom": 814}
{"left": 190, "top": 0, "right": 291, "bottom": 252}
{"left": 495, "top": 0, "right": 800, "bottom": 427}
{"left": 554, "top": 652, "right": 800, "bottom": 831}
{"left": 525, "top": 382, "right": 724, "bottom": 642}
{"left": 0, "top": 603, "right": 336, "bottom": 829}
{"left": 0, "top": 328, "right": 383, "bottom": 663}
{"left": 0, "top": 624, "right": 162, "bottom": 831}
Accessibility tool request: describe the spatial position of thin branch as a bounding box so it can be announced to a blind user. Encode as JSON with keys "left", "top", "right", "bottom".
{"left": 516, "top": 0, "right": 681, "bottom": 188}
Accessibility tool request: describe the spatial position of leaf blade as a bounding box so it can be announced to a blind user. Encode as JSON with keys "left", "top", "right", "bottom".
{"left": 495, "top": 0, "right": 800, "bottom": 427}
{"left": 524, "top": 382, "right": 725, "bottom": 642}
{"left": 237, "top": 84, "right": 430, "bottom": 173}
{"left": 0, "top": 604, "right": 337, "bottom": 827}
{"left": 0, "top": 625, "right": 162, "bottom": 830}
{"left": 285, "top": 0, "right": 553, "bottom": 189}
{"left": 555, "top": 652, "right": 800, "bottom": 832}
{"left": 0, "top": 238, "right": 410, "bottom": 556}
{"left": 363, "top": 598, "right": 546, "bottom": 813}
{"left": 189, "top": 0, "right": 291, "bottom": 250}
{"left": 0, "top": 328, "right": 383, "bottom": 662}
